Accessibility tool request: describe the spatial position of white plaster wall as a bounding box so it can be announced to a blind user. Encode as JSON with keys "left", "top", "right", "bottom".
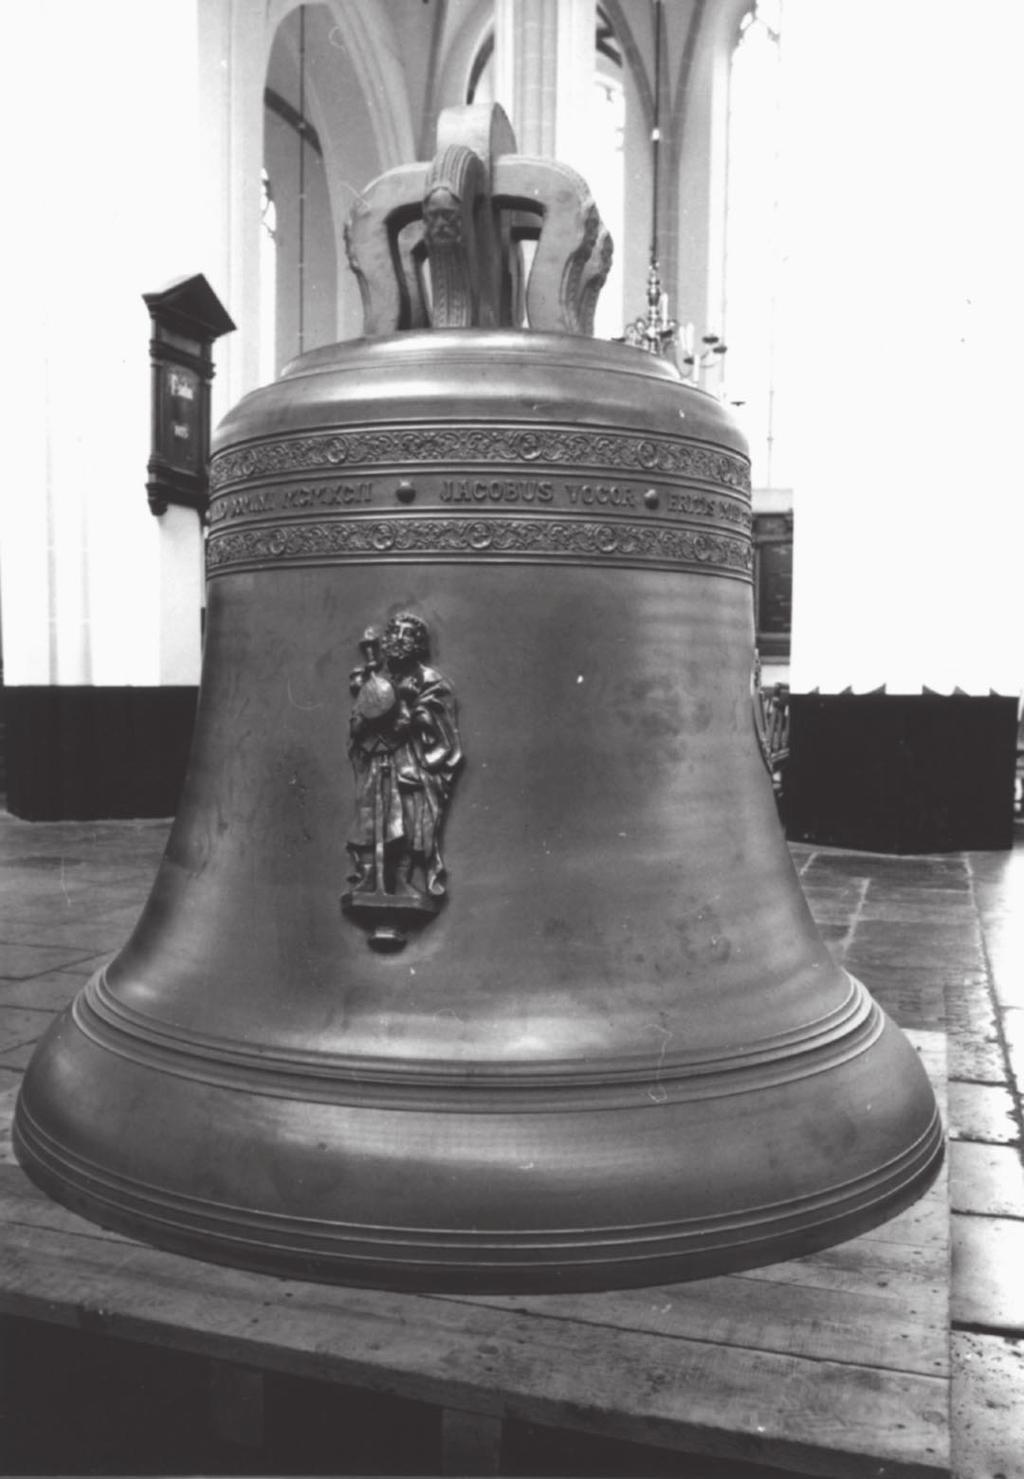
{"left": 2, "top": 0, "right": 209, "bottom": 688}
{"left": 2, "top": 0, "right": 422, "bottom": 695}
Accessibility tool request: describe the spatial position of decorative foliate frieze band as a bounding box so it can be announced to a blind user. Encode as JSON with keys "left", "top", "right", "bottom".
{"left": 205, "top": 515, "right": 753, "bottom": 579}
{"left": 209, "top": 426, "right": 751, "bottom": 497}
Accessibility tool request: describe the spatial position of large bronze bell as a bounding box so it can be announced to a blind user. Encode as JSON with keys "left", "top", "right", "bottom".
{"left": 15, "top": 110, "right": 942, "bottom": 1293}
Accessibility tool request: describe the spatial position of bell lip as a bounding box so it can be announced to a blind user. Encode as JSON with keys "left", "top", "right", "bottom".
{"left": 12, "top": 1086, "right": 944, "bottom": 1294}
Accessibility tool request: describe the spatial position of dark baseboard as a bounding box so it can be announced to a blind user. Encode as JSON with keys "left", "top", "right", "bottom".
{"left": 784, "top": 693, "right": 1019, "bottom": 853}
{"left": 4, "top": 686, "right": 198, "bottom": 821}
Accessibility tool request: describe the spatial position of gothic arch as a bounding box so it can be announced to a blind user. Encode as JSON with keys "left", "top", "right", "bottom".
{"left": 599, "top": 0, "right": 654, "bottom": 129}
{"left": 262, "top": 2, "right": 422, "bottom": 346}
{"left": 265, "top": 0, "right": 416, "bottom": 171}
{"left": 434, "top": 0, "right": 493, "bottom": 117}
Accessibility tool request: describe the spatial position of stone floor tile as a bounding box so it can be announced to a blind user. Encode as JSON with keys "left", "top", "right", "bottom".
{"left": 856, "top": 919, "right": 983, "bottom": 948}
{"left": 0, "top": 1007, "right": 57, "bottom": 1055}
{"left": 969, "top": 842, "right": 1024, "bottom": 891}
{"left": 0, "top": 1082, "right": 18, "bottom": 1164}
{"left": 46, "top": 868, "right": 155, "bottom": 898}
{"left": 839, "top": 957, "right": 947, "bottom": 1029}
{"left": 982, "top": 920, "right": 1024, "bottom": 1012}
{"left": 840, "top": 949, "right": 948, "bottom": 977}
{"left": 806, "top": 852, "right": 971, "bottom": 885}
{"left": 0, "top": 1040, "right": 43, "bottom": 1071}
{"left": 0, "top": 970, "right": 94, "bottom": 1011}
{"left": 797, "top": 898, "right": 863, "bottom": 926}
{"left": 862, "top": 980, "right": 947, "bottom": 1032}
{"left": 952, "top": 1214, "right": 1024, "bottom": 1330}
{"left": 951, "top": 1330, "right": 1024, "bottom": 1479}
{"left": 862, "top": 885, "right": 976, "bottom": 914}
{"left": 1002, "top": 1008, "right": 1024, "bottom": 1097}
{"left": 0, "top": 942, "right": 105, "bottom": 980}
{"left": 810, "top": 920, "right": 850, "bottom": 946}
{"left": 857, "top": 896, "right": 978, "bottom": 924}
{"left": 949, "top": 1082, "right": 1021, "bottom": 1146}
{"left": 799, "top": 856, "right": 884, "bottom": 884}
{"left": 950, "top": 1035, "right": 1010, "bottom": 1086}
{"left": 24, "top": 887, "right": 149, "bottom": 921}
{"left": 947, "top": 983, "right": 1005, "bottom": 1086}
{"left": 798, "top": 879, "right": 866, "bottom": 907}
{"left": 2, "top": 924, "right": 132, "bottom": 957}
{"left": 951, "top": 1143, "right": 1024, "bottom": 1217}
{"left": 2, "top": 905, "right": 142, "bottom": 947}
{"left": 846, "top": 932, "right": 986, "bottom": 975}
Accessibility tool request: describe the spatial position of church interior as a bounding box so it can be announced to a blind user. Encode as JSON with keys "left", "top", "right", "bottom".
{"left": 1, "top": 1, "right": 1022, "bottom": 1475}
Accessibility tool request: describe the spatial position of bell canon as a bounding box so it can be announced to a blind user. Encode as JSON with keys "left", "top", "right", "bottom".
{"left": 14, "top": 108, "right": 942, "bottom": 1292}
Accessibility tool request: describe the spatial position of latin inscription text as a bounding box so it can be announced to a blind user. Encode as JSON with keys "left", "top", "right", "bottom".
{"left": 208, "top": 477, "right": 744, "bottom": 525}
{"left": 440, "top": 478, "right": 554, "bottom": 504}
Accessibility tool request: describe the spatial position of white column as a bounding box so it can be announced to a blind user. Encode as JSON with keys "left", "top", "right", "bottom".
{"left": 554, "top": 0, "right": 598, "bottom": 175}
{"left": 493, "top": 0, "right": 594, "bottom": 176}
{"left": 673, "top": 1, "right": 750, "bottom": 365}
{"left": 784, "top": 0, "right": 1024, "bottom": 697}
{"left": 198, "top": 0, "right": 266, "bottom": 418}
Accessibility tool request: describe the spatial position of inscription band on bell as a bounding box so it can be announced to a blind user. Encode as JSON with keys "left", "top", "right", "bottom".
{"left": 207, "top": 422, "right": 753, "bottom": 579}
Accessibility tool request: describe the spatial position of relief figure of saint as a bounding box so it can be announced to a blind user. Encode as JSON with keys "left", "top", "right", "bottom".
{"left": 347, "top": 613, "right": 462, "bottom": 904}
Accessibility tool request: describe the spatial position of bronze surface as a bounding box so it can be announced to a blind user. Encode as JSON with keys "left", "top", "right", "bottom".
{"left": 14, "top": 330, "right": 942, "bottom": 1290}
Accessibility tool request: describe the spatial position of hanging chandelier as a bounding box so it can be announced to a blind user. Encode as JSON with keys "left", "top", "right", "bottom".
{"left": 619, "top": 0, "right": 728, "bottom": 394}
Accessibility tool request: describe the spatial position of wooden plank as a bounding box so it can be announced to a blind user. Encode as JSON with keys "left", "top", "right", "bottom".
{"left": 449, "top": 1269, "right": 947, "bottom": 1379}
{"left": 834, "top": 1190, "right": 949, "bottom": 1251}
{"left": 903, "top": 1028, "right": 948, "bottom": 1080}
{"left": 730, "top": 1240, "right": 947, "bottom": 1293}
{"left": 0, "top": 1085, "right": 18, "bottom": 1167}
{"left": 950, "top": 1331, "right": 1024, "bottom": 1479}
{"left": 0, "top": 1159, "right": 950, "bottom": 1385}
{"left": 0, "top": 1159, "right": 949, "bottom": 1335}
{"left": 446, "top": 1121, "right": 950, "bottom": 1381}
{"left": 0, "top": 1030, "right": 951, "bottom": 1477}
{"left": 0, "top": 1218, "right": 948, "bottom": 1479}
{"left": 0, "top": 1167, "right": 949, "bottom": 1379}
{"left": 0, "top": 1164, "right": 136, "bottom": 1245}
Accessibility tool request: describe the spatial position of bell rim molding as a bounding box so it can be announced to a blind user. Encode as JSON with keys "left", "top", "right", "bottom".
{"left": 55, "top": 966, "right": 896, "bottom": 1112}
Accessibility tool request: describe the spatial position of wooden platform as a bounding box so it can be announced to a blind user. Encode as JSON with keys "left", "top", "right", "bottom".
{"left": 0, "top": 1032, "right": 950, "bottom": 1478}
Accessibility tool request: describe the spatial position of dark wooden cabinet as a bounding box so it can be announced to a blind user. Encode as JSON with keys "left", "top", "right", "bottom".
{"left": 753, "top": 510, "right": 793, "bottom": 659}
{"left": 143, "top": 274, "right": 234, "bottom": 517}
